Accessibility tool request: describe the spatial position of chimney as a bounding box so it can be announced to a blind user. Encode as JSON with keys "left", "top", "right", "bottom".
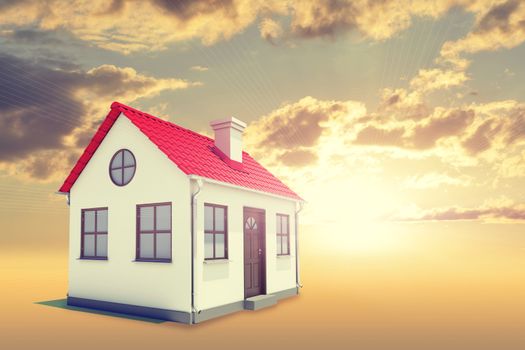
{"left": 210, "top": 117, "right": 247, "bottom": 164}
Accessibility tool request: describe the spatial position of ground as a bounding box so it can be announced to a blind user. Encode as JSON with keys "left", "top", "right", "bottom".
{"left": 2, "top": 229, "right": 525, "bottom": 350}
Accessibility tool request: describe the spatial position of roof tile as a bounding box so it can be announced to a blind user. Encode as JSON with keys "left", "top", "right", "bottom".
{"left": 59, "top": 102, "right": 302, "bottom": 201}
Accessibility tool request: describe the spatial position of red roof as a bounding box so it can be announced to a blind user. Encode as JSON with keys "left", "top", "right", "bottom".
{"left": 59, "top": 102, "right": 302, "bottom": 201}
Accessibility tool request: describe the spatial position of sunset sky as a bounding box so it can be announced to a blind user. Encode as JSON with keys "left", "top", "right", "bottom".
{"left": 1, "top": 0, "right": 524, "bottom": 254}
{"left": 1, "top": 1, "right": 525, "bottom": 348}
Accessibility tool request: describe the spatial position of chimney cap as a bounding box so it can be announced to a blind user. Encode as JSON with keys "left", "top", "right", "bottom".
{"left": 210, "top": 117, "right": 246, "bottom": 131}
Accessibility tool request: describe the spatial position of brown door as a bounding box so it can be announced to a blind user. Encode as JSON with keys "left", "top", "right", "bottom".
{"left": 244, "top": 207, "right": 266, "bottom": 298}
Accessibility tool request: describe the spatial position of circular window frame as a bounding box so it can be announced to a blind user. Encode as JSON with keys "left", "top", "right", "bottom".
{"left": 109, "top": 149, "right": 136, "bottom": 186}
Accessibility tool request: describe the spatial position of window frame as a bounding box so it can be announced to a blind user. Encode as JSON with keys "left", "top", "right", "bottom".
{"left": 136, "top": 202, "right": 172, "bottom": 262}
{"left": 109, "top": 148, "right": 136, "bottom": 187}
{"left": 81, "top": 207, "right": 109, "bottom": 260}
{"left": 276, "top": 213, "right": 290, "bottom": 256}
{"left": 204, "top": 203, "right": 228, "bottom": 260}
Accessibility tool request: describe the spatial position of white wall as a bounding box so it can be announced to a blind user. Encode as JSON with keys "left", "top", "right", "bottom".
{"left": 194, "top": 181, "right": 297, "bottom": 311}
{"left": 69, "top": 114, "right": 191, "bottom": 312}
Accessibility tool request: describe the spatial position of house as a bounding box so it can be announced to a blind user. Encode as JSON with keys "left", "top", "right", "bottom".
{"left": 58, "top": 102, "right": 304, "bottom": 324}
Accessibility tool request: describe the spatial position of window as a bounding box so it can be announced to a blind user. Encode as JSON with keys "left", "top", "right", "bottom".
{"left": 204, "top": 204, "right": 228, "bottom": 260}
{"left": 81, "top": 208, "right": 108, "bottom": 259}
{"left": 276, "top": 214, "right": 290, "bottom": 256}
{"left": 136, "top": 203, "right": 172, "bottom": 262}
{"left": 109, "top": 149, "right": 136, "bottom": 186}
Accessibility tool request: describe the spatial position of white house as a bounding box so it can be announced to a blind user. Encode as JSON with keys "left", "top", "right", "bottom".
{"left": 58, "top": 102, "right": 304, "bottom": 324}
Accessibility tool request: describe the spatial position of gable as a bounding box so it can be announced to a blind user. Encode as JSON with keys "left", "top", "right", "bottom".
{"left": 70, "top": 113, "right": 187, "bottom": 195}
{"left": 59, "top": 102, "right": 303, "bottom": 201}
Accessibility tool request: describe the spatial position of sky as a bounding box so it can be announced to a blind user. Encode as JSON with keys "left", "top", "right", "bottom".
{"left": 2, "top": 1, "right": 525, "bottom": 348}
{"left": 0, "top": 0, "right": 525, "bottom": 256}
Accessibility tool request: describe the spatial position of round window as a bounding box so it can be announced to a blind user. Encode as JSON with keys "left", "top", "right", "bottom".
{"left": 109, "top": 149, "right": 136, "bottom": 186}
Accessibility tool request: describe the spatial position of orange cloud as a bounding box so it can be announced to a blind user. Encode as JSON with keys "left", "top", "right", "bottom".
{"left": 393, "top": 204, "right": 525, "bottom": 222}
{"left": 242, "top": 93, "right": 525, "bottom": 229}
{"left": 287, "top": 0, "right": 453, "bottom": 41}
{"left": 496, "top": 150, "right": 525, "bottom": 179}
{"left": 259, "top": 18, "right": 283, "bottom": 44}
{"left": 409, "top": 68, "right": 469, "bottom": 93}
{"left": 377, "top": 88, "right": 430, "bottom": 121}
{"left": 354, "top": 125, "right": 406, "bottom": 146}
{"left": 0, "top": 0, "right": 514, "bottom": 54}
{"left": 0, "top": 0, "right": 269, "bottom": 53}
{"left": 79, "top": 64, "right": 197, "bottom": 102}
{"left": 278, "top": 149, "right": 318, "bottom": 167}
{"left": 247, "top": 93, "right": 524, "bottom": 172}
{"left": 462, "top": 119, "right": 502, "bottom": 155}
{"left": 411, "top": 109, "right": 475, "bottom": 149}
{"left": 440, "top": 0, "right": 525, "bottom": 68}
{"left": 245, "top": 96, "right": 364, "bottom": 163}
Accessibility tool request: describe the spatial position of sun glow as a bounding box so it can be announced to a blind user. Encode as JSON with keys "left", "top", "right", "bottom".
{"left": 299, "top": 169, "right": 412, "bottom": 254}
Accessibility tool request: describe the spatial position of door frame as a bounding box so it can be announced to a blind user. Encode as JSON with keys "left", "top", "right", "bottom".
{"left": 243, "top": 206, "right": 266, "bottom": 298}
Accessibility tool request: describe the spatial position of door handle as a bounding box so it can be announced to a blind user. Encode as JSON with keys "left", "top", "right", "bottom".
{"left": 258, "top": 248, "right": 262, "bottom": 255}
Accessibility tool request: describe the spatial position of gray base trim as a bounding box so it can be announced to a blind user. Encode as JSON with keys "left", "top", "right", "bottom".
{"left": 193, "top": 301, "right": 244, "bottom": 323}
{"left": 244, "top": 294, "right": 277, "bottom": 310}
{"left": 67, "top": 287, "right": 298, "bottom": 325}
{"left": 195, "top": 287, "right": 298, "bottom": 323}
{"left": 67, "top": 296, "right": 191, "bottom": 324}
{"left": 273, "top": 287, "right": 299, "bottom": 300}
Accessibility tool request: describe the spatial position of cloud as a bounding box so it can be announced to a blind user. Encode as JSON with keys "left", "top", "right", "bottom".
{"left": 0, "top": 149, "right": 81, "bottom": 184}
{"left": 79, "top": 64, "right": 197, "bottom": 101}
{"left": 477, "top": 0, "right": 522, "bottom": 33}
{"left": 461, "top": 119, "right": 502, "bottom": 155}
{"left": 259, "top": 18, "right": 283, "bottom": 44}
{"left": 245, "top": 94, "right": 523, "bottom": 175}
{"left": 0, "top": 53, "right": 198, "bottom": 181}
{"left": 440, "top": 0, "right": 525, "bottom": 68}
{"left": 352, "top": 106, "right": 478, "bottom": 152}
{"left": 411, "top": 109, "right": 475, "bottom": 149}
{"left": 245, "top": 96, "right": 366, "bottom": 168}
{"left": 286, "top": 0, "right": 454, "bottom": 41}
{"left": 504, "top": 105, "right": 525, "bottom": 145}
{"left": 0, "top": 0, "right": 268, "bottom": 53}
{"left": 243, "top": 94, "right": 525, "bottom": 229}
{"left": 457, "top": 101, "right": 525, "bottom": 162}
{"left": 246, "top": 92, "right": 523, "bottom": 187}
{"left": 354, "top": 125, "right": 406, "bottom": 146}
{"left": 393, "top": 204, "right": 525, "bottom": 222}
{"left": 0, "top": 0, "right": 505, "bottom": 54}
{"left": 2, "top": 0, "right": 424, "bottom": 51}
{"left": 0, "top": 53, "right": 84, "bottom": 161}
{"left": 0, "top": 0, "right": 434, "bottom": 51}
{"left": 99, "top": 0, "right": 125, "bottom": 14}
{"left": 402, "top": 173, "right": 471, "bottom": 189}
{"left": 409, "top": 68, "right": 469, "bottom": 93}
{"left": 0, "top": 28, "right": 64, "bottom": 45}
{"left": 377, "top": 88, "right": 430, "bottom": 121}
{"left": 347, "top": 95, "right": 525, "bottom": 174}
{"left": 278, "top": 149, "right": 318, "bottom": 167}
{"left": 287, "top": 0, "right": 359, "bottom": 39}
{"left": 246, "top": 96, "right": 356, "bottom": 150}
{"left": 496, "top": 150, "right": 525, "bottom": 179}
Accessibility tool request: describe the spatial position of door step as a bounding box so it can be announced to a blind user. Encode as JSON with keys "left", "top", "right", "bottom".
{"left": 244, "top": 294, "right": 277, "bottom": 311}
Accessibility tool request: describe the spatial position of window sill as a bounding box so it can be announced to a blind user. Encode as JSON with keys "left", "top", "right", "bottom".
{"left": 204, "top": 259, "right": 230, "bottom": 264}
{"left": 133, "top": 259, "right": 172, "bottom": 263}
{"left": 78, "top": 257, "right": 108, "bottom": 261}
{"left": 277, "top": 255, "right": 292, "bottom": 259}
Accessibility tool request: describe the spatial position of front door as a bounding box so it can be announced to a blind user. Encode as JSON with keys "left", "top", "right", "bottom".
{"left": 244, "top": 207, "right": 266, "bottom": 298}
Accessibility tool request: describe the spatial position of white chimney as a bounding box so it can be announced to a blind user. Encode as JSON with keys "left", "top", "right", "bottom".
{"left": 210, "top": 117, "right": 247, "bottom": 163}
